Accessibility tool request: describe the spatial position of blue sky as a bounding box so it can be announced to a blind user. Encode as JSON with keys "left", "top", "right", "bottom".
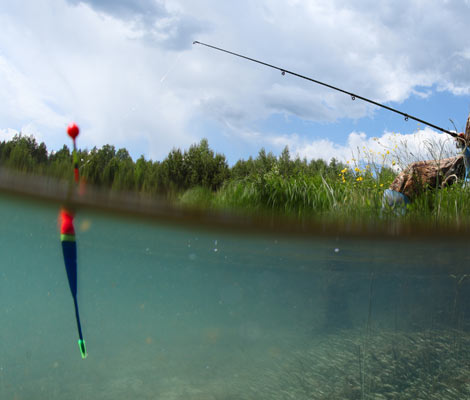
{"left": 1, "top": 0, "right": 469, "bottom": 166}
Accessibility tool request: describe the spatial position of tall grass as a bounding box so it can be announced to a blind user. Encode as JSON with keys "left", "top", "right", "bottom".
{"left": 179, "top": 167, "right": 396, "bottom": 221}
{"left": 406, "top": 183, "right": 470, "bottom": 225}
{"left": 178, "top": 138, "right": 470, "bottom": 226}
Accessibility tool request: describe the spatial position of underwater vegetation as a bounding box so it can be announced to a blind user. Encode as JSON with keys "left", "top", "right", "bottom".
{"left": 248, "top": 329, "right": 470, "bottom": 400}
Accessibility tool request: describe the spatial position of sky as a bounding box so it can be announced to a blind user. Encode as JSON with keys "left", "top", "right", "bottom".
{"left": 1, "top": 0, "right": 470, "bottom": 166}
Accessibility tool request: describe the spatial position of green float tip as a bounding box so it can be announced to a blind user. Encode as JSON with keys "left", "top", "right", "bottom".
{"left": 78, "top": 339, "right": 87, "bottom": 359}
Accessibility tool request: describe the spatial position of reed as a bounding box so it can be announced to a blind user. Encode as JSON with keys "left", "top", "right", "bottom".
{"left": 179, "top": 162, "right": 470, "bottom": 226}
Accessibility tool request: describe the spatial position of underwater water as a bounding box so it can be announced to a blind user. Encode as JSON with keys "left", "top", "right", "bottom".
{"left": 0, "top": 195, "right": 469, "bottom": 400}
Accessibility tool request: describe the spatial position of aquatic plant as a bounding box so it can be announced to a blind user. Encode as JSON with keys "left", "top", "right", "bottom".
{"left": 271, "top": 329, "right": 470, "bottom": 400}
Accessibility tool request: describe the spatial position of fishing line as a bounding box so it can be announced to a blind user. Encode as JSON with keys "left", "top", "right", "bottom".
{"left": 160, "top": 53, "right": 183, "bottom": 84}
{"left": 193, "top": 41, "right": 458, "bottom": 139}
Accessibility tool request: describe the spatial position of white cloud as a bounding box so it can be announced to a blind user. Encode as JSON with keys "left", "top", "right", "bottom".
{"left": 0, "top": 128, "right": 20, "bottom": 142}
{"left": 218, "top": 121, "right": 460, "bottom": 170}
{"left": 0, "top": 55, "right": 68, "bottom": 130}
{"left": 287, "top": 128, "right": 459, "bottom": 170}
{"left": 0, "top": 0, "right": 469, "bottom": 161}
{"left": 0, "top": 1, "right": 200, "bottom": 159}
{"left": 65, "top": 0, "right": 205, "bottom": 49}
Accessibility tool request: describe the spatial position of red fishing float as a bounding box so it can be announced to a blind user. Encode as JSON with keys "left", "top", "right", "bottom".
{"left": 66, "top": 123, "right": 80, "bottom": 183}
{"left": 67, "top": 123, "right": 80, "bottom": 140}
{"left": 60, "top": 209, "right": 76, "bottom": 238}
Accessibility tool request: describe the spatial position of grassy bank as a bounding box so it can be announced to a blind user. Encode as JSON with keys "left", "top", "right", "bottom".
{"left": 4, "top": 133, "right": 470, "bottom": 226}
{"left": 178, "top": 169, "right": 470, "bottom": 226}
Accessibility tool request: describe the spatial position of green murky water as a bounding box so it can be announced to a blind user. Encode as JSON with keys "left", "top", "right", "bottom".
{"left": 0, "top": 196, "right": 469, "bottom": 399}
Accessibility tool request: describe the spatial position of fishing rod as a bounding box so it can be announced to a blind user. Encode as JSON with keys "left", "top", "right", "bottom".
{"left": 193, "top": 41, "right": 458, "bottom": 139}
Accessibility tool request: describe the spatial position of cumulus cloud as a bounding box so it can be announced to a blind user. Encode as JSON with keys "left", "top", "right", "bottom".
{"left": 0, "top": 0, "right": 469, "bottom": 162}
{"left": 0, "top": 1, "right": 201, "bottom": 159}
{"left": 187, "top": 0, "right": 470, "bottom": 129}
{"left": 65, "top": 0, "right": 206, "bottom": 50}
{"left": 0, "top": 55, "right": 68, "bottom": 131}
{"left": 219, "top": 119, "right": 460, "bottom": 171}
{"left": 0, "top": 128, "right": 21, "bottom": 142}
{"left": 286, "top": 128, "right": 459, "bottom": 170}
{"left": 66, "top": 0, "right": 166, "bottom": 20}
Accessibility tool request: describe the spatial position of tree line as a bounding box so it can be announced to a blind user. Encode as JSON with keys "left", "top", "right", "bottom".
{"left": 0, "top": 133, "right": 348, "bottom": 196}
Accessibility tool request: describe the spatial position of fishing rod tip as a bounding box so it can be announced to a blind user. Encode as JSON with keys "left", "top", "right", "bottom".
{"left": 193, "top": 41, "right": 200, "bottom": 45}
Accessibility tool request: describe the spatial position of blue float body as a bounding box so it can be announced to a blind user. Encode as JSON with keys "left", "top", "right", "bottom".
{"left": 61, "top": 241, "right": 77, "bottom": 299}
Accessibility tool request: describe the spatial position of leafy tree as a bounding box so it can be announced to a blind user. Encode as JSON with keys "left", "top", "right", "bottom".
{"left": 309, "top": 159, "right": 328, "bottom": 175}
{"left": 82, "top": 145, "right": 116, "bottom": 186}
{"left": 278, "top": 146, "right": 292, "bottom": 177}
{"left": 102, "top": 157, "right": 119, "bottom": 187}
{"left": 162, "top": 148, "right": 186, "bottom": 192}
{"left": 9, "top": 142, "right": 34, "bottom": 172}
{"left": 0, "top": 133, "right": 362, "bottom": 206}
{"left": 183, "top": 139, "right": 229, "bottom": 190}
{"left": 254, "top": 148, "right": 276, "bottom": 176}
{"left": 231, "top": 157, "right": 255, "bottom": 180}
{"left": 134, "top": 155, "right": 150, "bottom": 191}
{"left": 112, "top": 154, "right": 135, "bottom": 191}
{"left": 49, "top": 145, "right": 73, "bottom": 179}
{"left": 0, "top": 134, "right": 39, "bottom": 172}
